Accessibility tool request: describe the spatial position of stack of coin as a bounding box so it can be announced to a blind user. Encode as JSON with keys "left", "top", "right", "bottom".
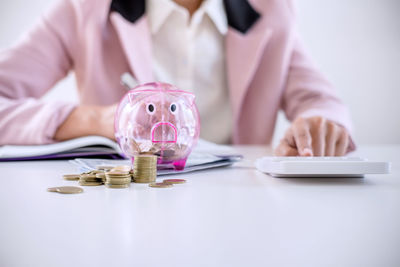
{"left": 133, "top": 155, "right": 158, "bottom": 183}
{"left": 79, "top": 172, "right": 104, "bottom": 186}
{"left": 105, "top": 169, "right": 132, "bottom": 188}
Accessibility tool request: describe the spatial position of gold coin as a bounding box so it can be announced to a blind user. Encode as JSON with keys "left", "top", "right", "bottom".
{"left": 47, "top": 186, "right": 83, "bottom": 194}
{"left": 149, "top": 183, "right": 173, "bottom": 188}
{"left": 132, "top": 178, "right": 156, "bottom": 183}
{"left": 47, "top": 187, "right": 58, "bottom": 192}
{"left": 135, "top": 161, "right": 157, "bottom": 164}
{"left": 140, "top": 151, "right": 155, "bottom": 155}
{"left": 135, "top": 154, "right": 157, "bottom": 158}
{"left": 106, "top": 175, "right": 131, "bottom": 179}
{"left": 162, "top": 179, "right": 186, "bottom": 184}
{"left": 79, "top": 181, "right": 103, "bottom": 186}
{"left": 112, "top": 165, "right": 131, "bottom": 172}
{"left": 96, "top": 165, "right": 115, "bottom": 171}
{"left": 106, "top": 178, "right": 131, "bottom": 182}
{"left": 133, "top": 180, "right": 153, "bottom": 184}
{"left": 80, "top": 175, "right": 103, "bottom": 182}
{"left": 80, "top": 174, "right": 97, "bottom": 179}
{"left": 105, "top": 183, "right": 130, "bottom": 189}
{"left": 81, "top": 179, "right": 102, "bottom": 183}
{"left": 133, "top": 173, "right": 156, "bottom": 177}
{"left": 105, "top": 178, "right": 131, "bottom": 185}
{"left": 134, "top": 177, "right": 156, "bottom": 181}
{"left": 133, "top": 155, "right": 158, "bottom": 183}
{"left": 88, "top": 170, "right": 103, "bottom": 174}
{"left": 106, "top": 171, "right": 130, "bottom": 176}
{"left": 106, "top": 173, "right": 131, "bottom": 177}
{"left": 81, "top": 175, "right": 102, "bottom": 180}
{"left": 63, "top": 174, "right": 80, "bottom": 181}
{"left": 133, "top": 176, "right": 156, "bottom": 182}
{"left": 134, "top": 158, "right": 157, "bottom": 163}
{"left": 95, "top": 173, "right": 106, "bottom": 182}
{"left": 95, "top": 173, "right": 106, "bottom": 178}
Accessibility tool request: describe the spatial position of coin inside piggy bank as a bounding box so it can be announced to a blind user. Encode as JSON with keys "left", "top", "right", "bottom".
{"left": 114, "top": 82, "right": 200, "bottom": 170}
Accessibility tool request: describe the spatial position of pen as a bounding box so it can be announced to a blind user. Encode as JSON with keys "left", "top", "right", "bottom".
{"left": 120, "top": 72, "right": 138, "bottom": 90}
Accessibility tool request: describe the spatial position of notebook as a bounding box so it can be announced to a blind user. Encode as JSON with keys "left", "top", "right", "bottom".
{"left": 0, "top": 136, "right": 123, "bottom": 161}
{"left": 0, "top": 136, "right": 242, "bottom": 175}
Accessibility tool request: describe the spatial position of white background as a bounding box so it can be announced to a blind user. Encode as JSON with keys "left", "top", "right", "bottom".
{"left": 1, "top": 145, "right": 400, "bottom": 267}
{"left": 1, "top": 0, "right": 399, "bottom": 145}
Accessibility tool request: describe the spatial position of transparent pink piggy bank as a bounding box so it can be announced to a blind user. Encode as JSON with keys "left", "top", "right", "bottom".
{"left": 114, "top": 82, "right": 200, "bottom": 170}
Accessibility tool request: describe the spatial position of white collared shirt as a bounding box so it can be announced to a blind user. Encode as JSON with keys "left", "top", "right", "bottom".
{"left": 147, "top": 0, "right": 232, "bottom": 144}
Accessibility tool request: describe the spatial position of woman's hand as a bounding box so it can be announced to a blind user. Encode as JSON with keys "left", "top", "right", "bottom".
{"left": 274, "top": 116, "right": 350, "bottom": 156}
{"left": 54, "top": 104, "right": 117, "bottom": 141}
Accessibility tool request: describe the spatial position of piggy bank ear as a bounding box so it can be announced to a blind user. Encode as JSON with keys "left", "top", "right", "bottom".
{"left": 182, "top": 93, "right": 195, "bottom": 106}
{"left": 127, "top": 90, "right": 143, "bottom": 104}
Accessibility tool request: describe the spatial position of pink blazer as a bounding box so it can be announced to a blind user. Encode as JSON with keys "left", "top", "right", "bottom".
{"left": 0, "top": 0, "right": 353, "bottom": 145}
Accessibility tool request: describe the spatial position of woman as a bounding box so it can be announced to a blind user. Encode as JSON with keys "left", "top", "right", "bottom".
{"left": 0, "top": 0, "right": 354, "bottom": 156}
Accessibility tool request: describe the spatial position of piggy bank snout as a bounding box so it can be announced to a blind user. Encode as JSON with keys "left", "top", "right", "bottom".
{"left": 151, "top": 122, "right": 177, "bottom": 143}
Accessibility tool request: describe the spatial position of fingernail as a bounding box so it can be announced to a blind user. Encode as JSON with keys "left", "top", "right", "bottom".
{"left": 302, "top": 148, "right": 313, "bottom": 156}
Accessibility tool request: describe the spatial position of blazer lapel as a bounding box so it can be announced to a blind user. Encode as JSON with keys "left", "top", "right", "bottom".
{"left": 226, "top": 23, "right": 273, "bottom": 121}
{"left": 110, "top": 13, "right": 154, "bottom": 83}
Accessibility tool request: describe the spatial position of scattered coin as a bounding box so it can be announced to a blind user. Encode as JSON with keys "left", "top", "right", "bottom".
{"left": 149, "top": 182, "right": 173, "bottom": 188}
{"left": 63, "top": 174, "right": 80, "bottom": 181}
{"left": 162, "top": 179, "right": 186, "bottom": 184}
{"left": 47, "top": 187, "right": 59, "bottom": 192}
{"left": 47, "top": 186, "right": 83, "bottom": 194}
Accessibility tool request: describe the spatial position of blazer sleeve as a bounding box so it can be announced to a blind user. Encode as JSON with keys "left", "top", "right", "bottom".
{"left": 0, "top": 0, "right": 78, "bottom": 145}
{"left": 281, "top": 34, "right": 356, "bottom": 151}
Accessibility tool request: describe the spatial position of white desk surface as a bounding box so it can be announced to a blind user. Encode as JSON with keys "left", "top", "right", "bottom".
{"left": 0, "top": 145, "right": 399, "bottom": 267}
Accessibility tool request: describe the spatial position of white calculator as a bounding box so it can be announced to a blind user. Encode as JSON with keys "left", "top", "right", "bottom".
{"left": 255, "top": 157, "right": 391, "bottom": 177}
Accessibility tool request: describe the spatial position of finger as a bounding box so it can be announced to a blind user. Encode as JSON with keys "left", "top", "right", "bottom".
{"left": 311, "top": 117, "right": 327, "bottom": 156}
{"left": 284, "top": 128, "right": 296, "bottom": 148}
{"left": 325, "top": 122, "right": 340, "bottom": 156}
{"left": 293, "top": 118, "right": 313, "bottom": 156}
{"left": 274, "top": 140, "right": 299, "bottom": 156}
{"left": 335, "top": 130, "right": 349, "bottom": 156}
